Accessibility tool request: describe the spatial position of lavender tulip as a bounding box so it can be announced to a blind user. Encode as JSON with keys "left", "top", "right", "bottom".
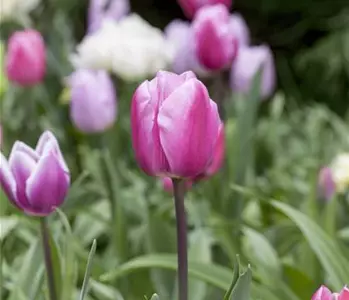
{"left": 131, "top": 70, "right": 222, "bottom": 179}
{"left": 69, "top": 69, "right": 117, "bottom": 133}
{"left": 318, "top": 167, "right": 336, "bottom": 201}
{"left": 88, "top": 0, "right": 130, "bottom": 33}
{"left": 193, "top": 4, "right": 237, "bottom": 71}
{"left": 230, "top": 44, "right": 276, "bottom": 99}
{"left": 0, "top": 131, "right": 70, "bottom": 216}
{"left": 230, "top": 13, "right": 250, "bottom": 47}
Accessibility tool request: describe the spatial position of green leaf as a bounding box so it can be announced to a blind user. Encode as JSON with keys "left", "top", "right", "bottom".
{"left": 48, "top": 229, "right": 63, "bottom": 300}
{"left": 0, "top": 216, "right": 18, "bottom": 241}
{"left": 230, "top": 266, "right": 252, "bottom": 300}
{"left": 271, "top": 200, "right": 349, "bottom": 289}
{"left": 223, "top": 255, "right": 240, "bottom": 300}
{"left": 79, "top": 239, "right": 97, "bottom": 300}
{"left": 89, "top": 280, "right": 124, "bottom": 300}
{"left": 150, "top": 294, "right": 160, "bottom": 300}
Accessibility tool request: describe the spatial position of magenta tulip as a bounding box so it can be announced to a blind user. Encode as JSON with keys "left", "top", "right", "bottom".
{"left": 131, "top": 70, "right": 222, "bottom": 179}
{"left": 318, "top": 167, "right": 336, "bottom": 201}
{"left": 193, "top": 4, "right": 237, "bottom": 71}
{"left": 230, "top": 45, "right": 276, "bottom": 99}
{"left": 177, "top": 0, "right": 232, "bottom": 19}
{"left": 0, "top": 131, "right": 70, "bottom": 216}
{"left": 5, "top": 29, "right": 46, "bottom": 86}
{"left": 68, "top": 69, "right": 117, "bottom": 133}
{"left": 312, "top": 286, "right": 349, "bottom": 300}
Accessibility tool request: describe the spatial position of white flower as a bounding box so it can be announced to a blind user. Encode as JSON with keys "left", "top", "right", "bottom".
{"left": 330, "top": 153, "right": 349, "bottom": 193}
{"left": 0, "top": 0, "right": 40, "bottom": 24}
{"left": 72, "top": 14, "right": 174, "bottom": 82}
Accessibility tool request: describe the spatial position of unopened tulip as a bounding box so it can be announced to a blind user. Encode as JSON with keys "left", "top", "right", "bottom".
{"left": 230, "top": 13, "right": 250, "bottom": 47}
{"left": 177, "top": 0, "right": 232, "bottom": 19}
{"left": 68, "top": 69, "right": 117, "bottom": 133}
{"left": 0, "top": 131, "right": 70, "bottom": 216}
{"left": 312, "top": 285, "right": 349, "bottom": 300}
{"left": 318, "top": 167, "right": 336, "bottom": 201}
{"left": 162, "top": 177, "right": 193, "bottom": 193}
{"left": 193, "top": 4, "right": 237, "bottom": 71}
{"left": 5, "top": 29, "right": 46, "bottom": 86}
{"left": 131, "top": 71, "right": 222, "bottom": 178}
{"left": 88, "top": 0, "right": 130, "bottom": 33}
{"left": 165, "top": 19, "right": 209, "bottom": 76}
{"left": 230, "top": 45, "right": 276, "bottom": 99}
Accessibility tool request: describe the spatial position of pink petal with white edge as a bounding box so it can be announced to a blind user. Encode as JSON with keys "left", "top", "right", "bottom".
{"left": 312, "top": 285, "right": 333, "bottom": 300}
{"left": 158, "top": 78, "right": 217, "bottom": 178}
{"left": 339, "top": 287, "right": 349, "bottom": 300}
{"left": 0, "top": 152, "right": 17, "bottom": 205}
{"left": 131, "top": 79, "right": 170, "bottom": 175}
{"left": 26, "top": 152, "right": 70, "bottom": 216}
{"left": 8, "top": 141, "right": 39, "bottom": 163}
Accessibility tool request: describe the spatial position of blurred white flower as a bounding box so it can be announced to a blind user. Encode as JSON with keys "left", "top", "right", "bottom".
{"left": 72, "top": 14, "right": 174, "bottom": 82}
{"left": 330, "top": 153, "right": 349, "bottom": 193}
{"left": 0, "top": 0, "right": 40, "bottom": 24}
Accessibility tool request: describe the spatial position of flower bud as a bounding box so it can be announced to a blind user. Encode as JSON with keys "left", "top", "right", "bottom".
{"left": 88, "top": 0, "right": 130, "bottom": 33}
{"left": 230, "top": 45, "right": 276, "bottom": 99}
{"left": 230, "top": 13, "right": 250, "bottom": 47}
{"left": 68, "top": 69, "right": 117, "bottom": 133}
{"left": 318, "top": 167, "right": 336, "bottom": 201}
{"left": 177, "top": 0, "right": 232, "bottom": 19}
{"left": 312, "top": 286, "right": 349, "bottom": 300}
{"left": 193, "top": 4, "right": 237, "bottom": 71}
{"left": 131, "top": 71, "right": 222, "bottom": 178}
{"left": 0, "top": 131, "right": 70, "bottom": 216}
{"left": 5, "top": 29, "right": 46, "bottom": 86}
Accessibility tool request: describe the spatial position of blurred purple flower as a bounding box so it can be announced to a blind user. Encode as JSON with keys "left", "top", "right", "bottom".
{"left": 230, "top": 44, "right": 276, "bottom": 99}
{"left": 165, "top": 19, "right": 209, "bottom": 77}
{"left": 230, "top": 13, "right": 250, "bottom": 47}
{"left": 68, "top": 69, "right": 117, "bottom": 133}
{"left": 0, "top": 131, "right": 70, "bottom": 216}
{"left": 318, "top": 167, "right": 336, "bottom": 201}
{"left": 88, "top": 0, "right": 130, "bottom": 33}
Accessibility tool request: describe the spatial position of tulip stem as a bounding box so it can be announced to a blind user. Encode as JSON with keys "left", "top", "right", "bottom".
{"left": 40, "top": 218, "right": 57, "bottom": 300}
{"left": 172, "top": 178, "right": 188, "bottom": 300}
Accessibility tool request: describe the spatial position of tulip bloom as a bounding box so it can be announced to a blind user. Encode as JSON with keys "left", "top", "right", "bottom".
{"left": 318, "top": 167, "right": 336, "bottom": 201}
{"left": 230, "top": 45, "right": 276, "bottom": 99}
{"left": 312, "top": 285, "right": 349, "bottom": 300}
{"left": 177, "top": 0, "right": 232, "bottom": 19}
{"left": 0, "top": 131, "right": 70, "bottom": 216}
{"left": 230, "top": 13, "right": 250, "bottom": 47}
{"left": 69, "top": 69, "right": 117, "bottom": 133}
{"left": 5, "top": 29, "right": 46, "bottom": 86}
{"left": 131, "top": 70, "right": 222, "bottom": 179}
{"left": 193, "top": 4, "right": 237, "bottom": 71}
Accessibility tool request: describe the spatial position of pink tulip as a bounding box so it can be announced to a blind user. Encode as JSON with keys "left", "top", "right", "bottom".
{"left": 0, "top": 131, "right": 70, "bottom": 216}
{"left": 318, "top": 167, "right": 336, "bottom": 201}
{"left": 312, "top": 286, "right": 349, "bottom": 300}
{"left": 230, "top": 13, "right": 250, "bottom": 47}
{"left": 68, "top": 69, "right": 117, "bottom": 133}
{"left": 162, "top": 177, "right": 193, "bottom": 193}
{"left": 131, "top": 70, "right": 222, "bottom": 179}
{"left": 5, "top": 29, "right": 46, "bottom": 86}
{"left": 177, "top": 0, "right": 232, "bottom": 19}
{"left": 193, "top": 4, "right": 237, "bottom": 71}
{"left": 230, "top": 45, "right": 276, "bottom": 99}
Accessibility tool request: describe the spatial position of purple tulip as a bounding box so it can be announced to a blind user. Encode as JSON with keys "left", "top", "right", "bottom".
{"left": 230, "top": 13, "right": 250, "bottom": 47}
{"left": 230, "top": 45, "right": 276, "bottom": 99}
{"left": 88, "top": 0, "right": 130, "bottom": 33}
{"left": 0, "top": 131, "right": 70, "bottom": 216}
{"left": 177, "top": 0, "right": 232, "bottom": 19}
{"left": 69, "top": 69, "right": 117, "bottom": 133}
{"left": 318, "top": 167, "right": 336, "bottom": 201}
{"left": 5, "top": 29, "right": 46, "bottom": 86}
{"left": 131, "top": 70, "right": 222, "bottom": 178}
{"left": 165, "top": 20, "right": 209, "bottom": 76}
{"left": 193, "top": 4, "right": 238, "bottom": 71}
{"left": 312, "top": 285, "right": 349, "bottom": 300}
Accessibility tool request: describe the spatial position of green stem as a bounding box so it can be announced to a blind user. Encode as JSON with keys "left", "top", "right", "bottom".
{"left": 172, "top": 179, "right": 188, "bottom": 300}
{"left": 40, "top": 218, "right": 57, "bottom": 300}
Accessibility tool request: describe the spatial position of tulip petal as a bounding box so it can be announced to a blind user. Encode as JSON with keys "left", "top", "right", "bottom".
{"left": 0, "top": 152, "right": 18, "bottom": 205}
{"left": 312, "top": 285, "right": 333, "bottom": 300}
{"left": 131, "top": 79, "right": 170, "bottom": 175}
{"left": 8, "top": 141, "right": 39, "bottom": 162}
{"left": 339, "top": 287, "right": 349, "bottom": 300}
{"left": 26, "top": 152, "right": 69, "bottom": 215}
{"left": 206, "top": 123, "right": 225, "bottom": 176}
{"left": 158, "top": 79, "right": 217, "bottom": 178}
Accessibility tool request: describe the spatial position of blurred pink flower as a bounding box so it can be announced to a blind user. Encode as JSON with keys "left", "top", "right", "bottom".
{"left": 131, "top": 71, "right": 222, "bottom": 179}
{"left": 318, "top": 167, "right": 336, "bottom": 201}
{"left": 230, "top": 13, "right": 250, "bottom": 47}
{"left": 193, "top": 4, "right": 237, "bottom": 71}
{"left": 5, "top": 29, "right": 46, "bottom": 86}
{"left": 312, "top": 286, "right": 349, "bottom": 300}
{"left": 177, "top": 0, "right": 232, "bottom": 19}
